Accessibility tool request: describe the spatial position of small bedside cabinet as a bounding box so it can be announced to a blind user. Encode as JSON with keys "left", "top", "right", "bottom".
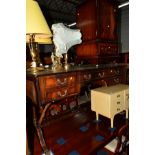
{"left": 91, "top": 84, "right": 129, "bottom": 128}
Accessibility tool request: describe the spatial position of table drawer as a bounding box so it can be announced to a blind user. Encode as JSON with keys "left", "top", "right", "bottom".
{"left": 94, "top": 68, "right": 120, "bottom": 80}
{"left": 46, "top": 87, "right": 77, "bottom": 101}
{"left": 39, "top": 73, "right": 76, "bottom": 88}
{"left": 79, "top": 72, "right": 92, "bottom": 82}
{"left": 106, "top": 76, "right": 120, "bottom": 86}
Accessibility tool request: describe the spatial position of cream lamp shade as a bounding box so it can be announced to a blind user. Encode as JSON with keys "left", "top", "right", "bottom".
{"left": 26, "top": 37, "right": 52, "bottom": 44}
{"left": 26, "top": 0, "right": 52, "bottom": 39}
{"left": 26, "top": 0, "right": 52, "bottom": 72}
{"left": 37, "top": 38, "right": 52, "bottom": 44}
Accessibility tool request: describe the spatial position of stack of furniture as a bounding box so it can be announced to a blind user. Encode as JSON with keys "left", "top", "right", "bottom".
{"left": 76, "top": 0, "right": 119, "bottom": 64}
{"left": 26, "top": 1, "right": 129, "bottom": 154}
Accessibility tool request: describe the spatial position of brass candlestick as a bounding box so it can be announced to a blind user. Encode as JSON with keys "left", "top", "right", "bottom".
{"left": 51, "top": 55, "right": 63, "bottom": 71}
{"left": 63, "top": 53, "right": 70, "bottom": 70}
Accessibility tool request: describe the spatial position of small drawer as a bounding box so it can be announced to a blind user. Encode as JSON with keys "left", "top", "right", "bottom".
{"left": 98, "top": 71, "right": 105, "bottom": 78}
{"left": 114, "top": 100, "right": 123, "bottom": 106}
{"left": 93, "top": 70, "right": 105, "bottom": 79}
{"left": 80, "top": 72, "right": 92, "bottom": 82}
{"left": 124, "top": 89, "right": 129, "bottom": 109}
{"left": 46, "top": 87, "right": 77, "bottom": 101}
{"left": 114, "top": 92, "right": 124, "bottom": 99}
{"left": 108, "top": 68, "right": 120, "bottom": 76}
{"left": 115, "top": 107, "right": 123, "bottom": 112}
{"left": 40, "top": 73, "right": 76, "bottom": 88}
{"left": 96, "top": 68, "right": 120, "bottom": 79}
{"left": 113, "top": 101, "right": 123, "bottom": 113}
{"left": 111, "top": 91, "right": 124, "bottom": 105}
{"left": 111, "top": 103, "right": 123, "bottom": 116}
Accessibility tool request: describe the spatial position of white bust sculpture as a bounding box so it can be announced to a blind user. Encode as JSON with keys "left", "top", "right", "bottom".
{"left": 51, "top": 23, "right": 82, "bottom": 57}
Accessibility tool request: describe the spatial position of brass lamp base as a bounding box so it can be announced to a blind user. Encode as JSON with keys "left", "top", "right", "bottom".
{"left": 27, "top": 66, "right": 44, "bottom": 73}
{"left": 26, "top": 61, "right": 44, "bottom": 73}
{"left": 64, "top": 63, "right": 71, "bottom": 70}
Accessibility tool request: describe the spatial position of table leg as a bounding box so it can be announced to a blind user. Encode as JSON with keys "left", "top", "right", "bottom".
{"left": 96, "top": 113, "right": 99, "bottom": 121}
{"left": 32, "top": 106, "right": 51, "bottom": 155}
{"left": 126, "top": 109, "right": 128, "bottom": 119}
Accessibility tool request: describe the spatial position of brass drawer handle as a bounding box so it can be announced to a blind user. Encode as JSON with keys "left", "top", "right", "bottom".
{"left": 117, "top": 108, "right": 120, "bottom": 111}
{"left": 98, "top": 72, "right": 104, "bottom": 78}
{"left": 115, "top": 69, "right": 120, "bottom": 74}
{"left": 117, "top": 101, "right": 120, "bottom": 104}
{"left": 114, "top": 78, "right": 119, "bottom": 83}
{"left": 57, "top": 90, "right": 67, "bottom": 97}
{"left": 84, "top": 74, "right": 91, "bottom": 80}
{"left": 117, "top": 94, "right": 120, "bottom": 98}
{"left": 57, "top": 78, "right": 67, "bottom": 85}
{"left": 126, "top": 94, "right": 129, "bottom": 99}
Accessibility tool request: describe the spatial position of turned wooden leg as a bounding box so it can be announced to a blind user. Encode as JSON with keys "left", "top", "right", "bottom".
{"left": 32, "top": 106, "right": 50, "bottom": 155}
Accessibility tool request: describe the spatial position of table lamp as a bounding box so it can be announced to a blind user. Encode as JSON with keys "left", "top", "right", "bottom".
{"left": 26, "top": 0, "right": 52, "bottom": 72}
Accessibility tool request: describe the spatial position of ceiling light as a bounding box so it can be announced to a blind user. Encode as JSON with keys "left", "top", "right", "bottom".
{"left": 118, "top": 2, "right": 129, "bottom": 8}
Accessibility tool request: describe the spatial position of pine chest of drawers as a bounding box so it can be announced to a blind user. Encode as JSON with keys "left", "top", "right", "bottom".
{"left": 91, "top": 84, "right": 129, "bottom": 128}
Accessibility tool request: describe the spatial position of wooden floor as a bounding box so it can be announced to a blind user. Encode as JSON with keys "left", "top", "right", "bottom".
{"left": 27, "top": 104, "right": 128, "bottom": 155}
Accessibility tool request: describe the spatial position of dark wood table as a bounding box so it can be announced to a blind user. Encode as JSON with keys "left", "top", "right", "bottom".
{"left": 26, "top": 64, "right": 128, "bottom": 155}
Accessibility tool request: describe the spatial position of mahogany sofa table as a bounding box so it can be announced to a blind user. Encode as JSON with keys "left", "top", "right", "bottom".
{"left": 26, "top": 64, "right": 127, "bottom": 155}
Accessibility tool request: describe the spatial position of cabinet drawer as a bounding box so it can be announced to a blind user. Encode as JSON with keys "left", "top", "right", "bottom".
{"left": 79, "top": 72, "right": 92, "bottom": 82}
{"left": 92, "top": 79, "right": 107, "bottom": 88}
{"left": 94, "top": 68, "right": 120, "bottom": 80}
{"left": 124, "top": 89, "right": 129, "bottom": 109}
{"left": 99, "top": 43, "right": 118, "bottom": 55}
{"left": 46, "top": 87, "right": 77, "bottom": 101}
{"left": 110, "top": 91, "right": 124, "bottom": 115}
{"left": 40, "top": 73, "right": 76, "bottom": 88}
{"left": 112, "top": 105, "right": 123, "bottom": 115}
{"left": 106, "top": 76, "right": 120, "bottom": 86}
